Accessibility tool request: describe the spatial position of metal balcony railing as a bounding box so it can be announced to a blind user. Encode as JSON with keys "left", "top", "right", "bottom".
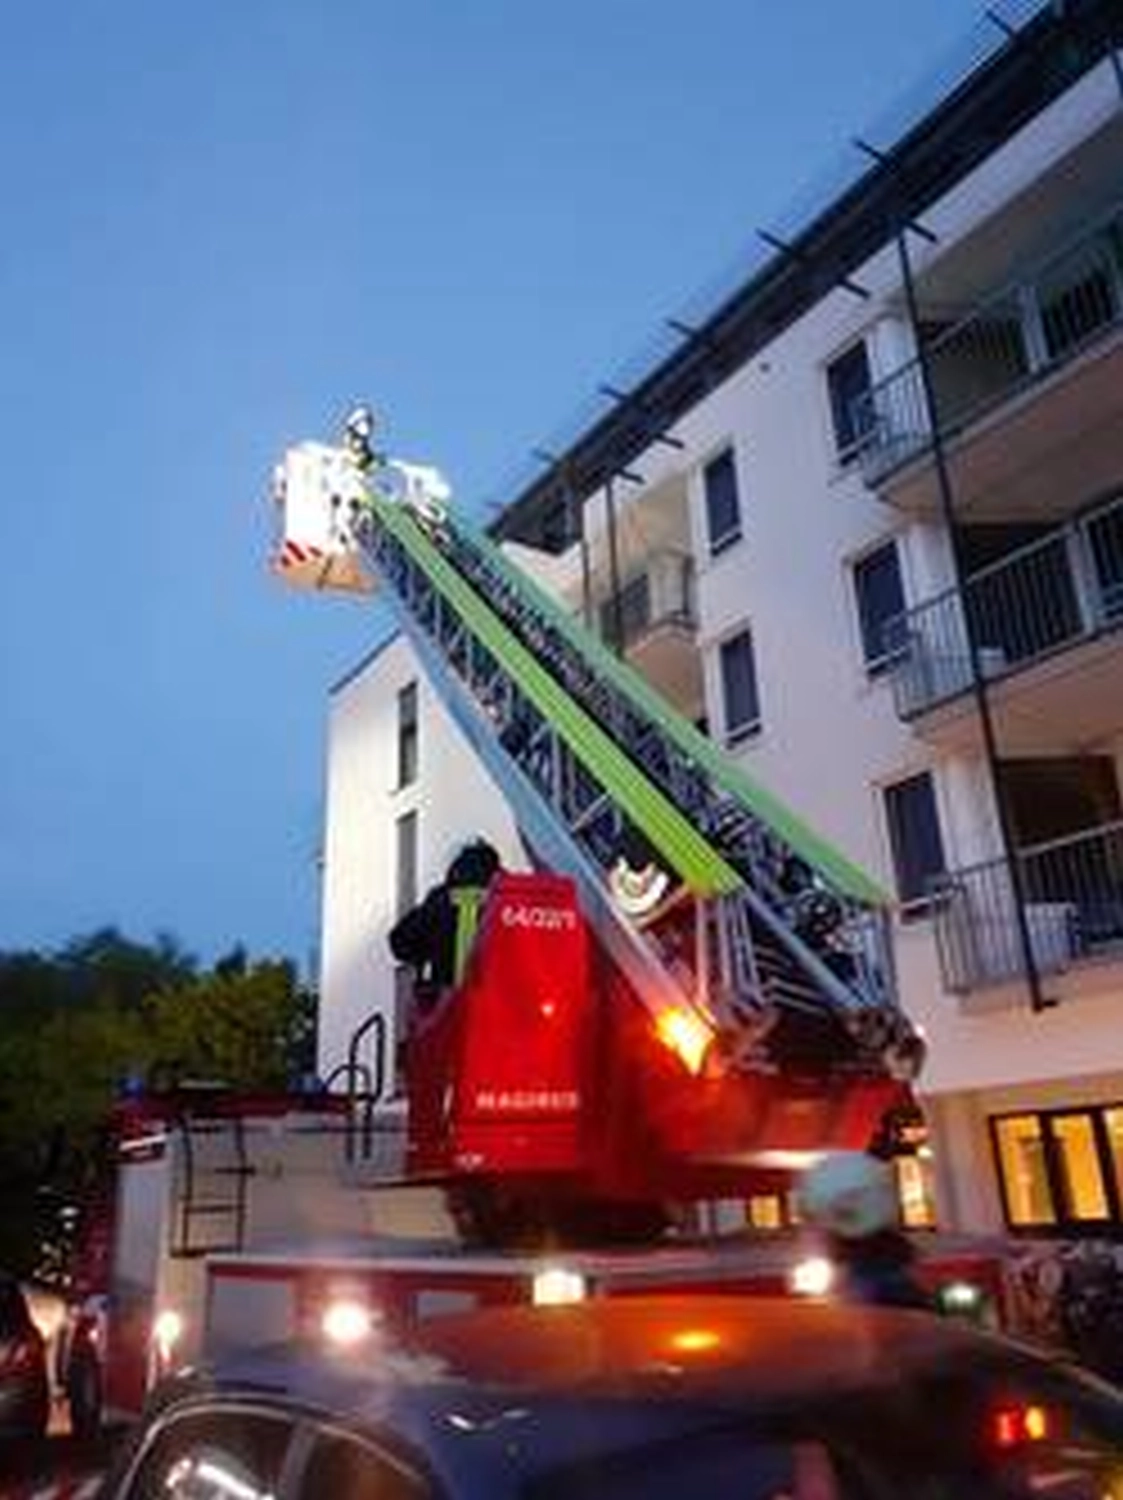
{"left": 597, "top": 551, "right": 696, "bottom": 651}
{"left": 889, "top": 491, "right": 1123, "bottom": 718}
{"left": 854, "top": 202, "right": 1123, "bottom": 484}
{"left": 932, "top": 819, "right": 1123, "bottom": 992}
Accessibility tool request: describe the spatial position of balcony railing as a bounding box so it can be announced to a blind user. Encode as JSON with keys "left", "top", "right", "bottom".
{"left": 932, "top": 819, "right": 1123, "bottom": 992}
{"left": 889, "top": 491, "right": 1123, "bottom": 718}
{"left": 854, "top": 202, "right": 1123, "bottom": 484}
{"left": 597, "top": 550, "right": 696, "bottom": 651}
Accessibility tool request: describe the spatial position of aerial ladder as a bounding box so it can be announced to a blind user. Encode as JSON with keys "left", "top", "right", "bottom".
{"left": 272, "top": 409, "right": 925, "bottom": 1242}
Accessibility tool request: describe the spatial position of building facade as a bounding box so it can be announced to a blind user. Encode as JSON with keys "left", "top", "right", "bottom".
{"left": 320, "top": 2, "right": 1123, "bottom": 1238}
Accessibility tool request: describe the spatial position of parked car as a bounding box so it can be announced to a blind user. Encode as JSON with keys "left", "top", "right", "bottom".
{"left": 0, "top": 1274, "right": 50, "bottom": 1443}
{"left": 101, "top": 1294, "right": 1123, "bottom": 1498}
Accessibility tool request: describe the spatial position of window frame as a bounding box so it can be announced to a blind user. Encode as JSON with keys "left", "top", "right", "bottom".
{"left": 290, "top": 1421, "right": 437, "bottom": 1500}
{"left": 717, "top": 625, "right": 762, "bottom": 747}
{"left": 825, "top": 339, "right": 874, "bottom": 464}
{"left": 114, "top": 1398, "right": 301, "bottom": 1499}
{"left": 990, "top": 1103, "right": 1123, "bottom": 1235}
{"left": 395, "top": 809, "right": 419, "bottom": 920}
{"left": 851, "top": 538, "right": 908, "bottom": 676}
{"left": 881, "top": 770, "right": 947, "bottom": 913}
{"left": 396, "top": 682, "right": 419, "bottom": 790}
{"left": 702, "top": 447, "right": 743, "bottom": 558}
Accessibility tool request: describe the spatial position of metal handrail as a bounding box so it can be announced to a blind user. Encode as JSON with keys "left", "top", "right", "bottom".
{"left": 889, "top": 489, "right": 1123, "bottom": 716}
{"left": 931, "top": 818, "right": 1123, "bottom": 991}
{"left": 324, "top": 1011, "right": 388, "bottom": 1164}
{"left": 857, "top": 196, "right": 1123, "bottom": 475}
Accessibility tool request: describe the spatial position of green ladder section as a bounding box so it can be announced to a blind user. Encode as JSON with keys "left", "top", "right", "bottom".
{"left": 358, "top": 486, "right": 918, "bottom": 1076}
{"left": 469, "top": 514, "right": 886, "bottom": 906}
{"left": 372, "top": 496, "right": 742, "bottom": 898}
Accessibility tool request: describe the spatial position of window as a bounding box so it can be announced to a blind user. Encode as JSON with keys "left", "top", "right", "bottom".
{"left": 397, "top": 682, "right": 418, "bottom": 788}
{"left": 1053, "top": 1113, "right": 1109, "bottom": 1222}
{"left": 882, "top": 772, "right": 945, "bottom": 907}
{"left": 395, "top": 811, "right": 418, "bottom": 919}
{"left": 994, "top": 1114, "right": 1054, "bottom": 1228}
{"left": 128, "top": 1408, "right": 294, "bottom": 1500}
{"left": 826, "top": 341, "right": 873, "bottom": 461}
{"left": 852, "top": 541, "right": 907, "bottom": 674}
{"left": 298, "top": 1431, "right": 430, "bottom": 1499}
{"left": 719, "top": 629, "right": 760, "bottom": 744}
{"left": 703, "top": 449, "right": 742, "bottom": 556}
{"left": 529, "top": 1435, "right": 846, "bottom": 1500}
{"left": 991, "top": 1105, "right": 1123, "bottom": 1233}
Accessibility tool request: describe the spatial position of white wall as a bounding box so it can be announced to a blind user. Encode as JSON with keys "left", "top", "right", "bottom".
{"left": 317, "top": 634, "right": 521, "bottom": 1080}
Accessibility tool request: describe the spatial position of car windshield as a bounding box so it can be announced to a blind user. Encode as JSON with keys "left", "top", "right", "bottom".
{"left": 526, "top": 1352, "right": 1123, "bottom": 1500}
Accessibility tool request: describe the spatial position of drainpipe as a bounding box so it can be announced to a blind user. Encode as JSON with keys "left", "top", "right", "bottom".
{"left": 604, "top": 475, "right": 625, "bottom": 656}
{"left": 895, "top": 226, "right": 1054, "bottom": 1013}
{"left": 564, "top": 464, "right": 593, "bottom": 632}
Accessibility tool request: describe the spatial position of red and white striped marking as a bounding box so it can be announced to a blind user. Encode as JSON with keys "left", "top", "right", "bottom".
{"left": 276, "top": 538, "right": 324, "bottom": 568}
{"left": 12, "top": 1478, "right": 102, "bottom": 1500}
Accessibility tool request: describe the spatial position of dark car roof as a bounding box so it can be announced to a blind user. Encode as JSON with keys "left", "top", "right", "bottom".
{"left": 199, "top": 1295, "right": 1037, "bottom": 1415}
{"left": 139, "top": 1298, "right": 1105, "bottom": 1498}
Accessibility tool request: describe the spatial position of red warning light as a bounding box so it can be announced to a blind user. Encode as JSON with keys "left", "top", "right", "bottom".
{"left": 992, "top": 1404, "right": 1051, "bottom": 1448}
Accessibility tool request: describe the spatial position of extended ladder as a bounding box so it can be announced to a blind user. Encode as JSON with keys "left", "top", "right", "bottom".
{"left": 273, "top": 432, "right": 921, "bottom": 1081}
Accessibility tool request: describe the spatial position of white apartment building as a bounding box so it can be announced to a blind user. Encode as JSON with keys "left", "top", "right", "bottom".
{"left": 319, "top": 2, "right": 1123, "bottom": 1240}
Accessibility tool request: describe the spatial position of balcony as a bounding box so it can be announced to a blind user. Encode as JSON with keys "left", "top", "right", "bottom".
{"left": 856, "top": 201, "right": 1123, "bottom": 519}
{"left": 891, "top": 491, "right": 1123, "bottom": 725}
{"left": 932, "top": 820, "right": 1123, "bottom": 993}
{"left": 595, "top": 550, "right": 701, "bottom": 711}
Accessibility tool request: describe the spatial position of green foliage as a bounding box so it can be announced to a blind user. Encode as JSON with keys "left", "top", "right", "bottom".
{"left": 0, "top": 929, "right": 318, "bottom": 1275}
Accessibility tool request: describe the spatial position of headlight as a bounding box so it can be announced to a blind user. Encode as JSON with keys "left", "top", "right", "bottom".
{"left": 789, "top": 1256, "right": 835, "bottom": 1298}
{"left": 532, "top": 1267, "right": 586, "bottom": 1306}
{"left": 152, "top": 1308, "right": 185, "bottom": 1360}
{"left": 321, "top": 1299, "right": 375, "bottom": 1348}
{"left": 938, "top": 1280, "right": 983, "bottom": 1315}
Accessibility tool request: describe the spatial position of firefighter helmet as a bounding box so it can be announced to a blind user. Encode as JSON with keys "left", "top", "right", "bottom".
{"left": 798, "top": 1150, "right": 898, "bottom": 1240}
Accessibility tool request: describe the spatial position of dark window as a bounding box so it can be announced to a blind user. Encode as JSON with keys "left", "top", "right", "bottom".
{"left": 826, "top": 341, "right": 873, "bottom": 460}
{"left": 127, "top": 1408, "right": 294, "bottom": 1499}
{"left": 719, "top": 629, "right": 761, "bottom": 744}
{"left": 703, "top": 449, "right": 742, "bottom": 556}
{"left": 396, "top": 811, "right": 418, "bottom": 919}
{"left": 397, "top": 682, "right": 418, "bottom": 788}
{"left": 298, "top": 1432, "right": 430, "bottom": 1499}
{"left": 852, "top": 542, "right": 907, "bottom": 673}
{"left": 529, "top": 1436, "right": 844, "bottom": 1500}
{"left": 883, "top": 772, "right": 945, "bottom": 907}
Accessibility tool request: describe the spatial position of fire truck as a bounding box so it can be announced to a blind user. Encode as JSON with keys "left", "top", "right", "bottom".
{"left": 62, "top": 409, "right": 988, "bottom": 1433}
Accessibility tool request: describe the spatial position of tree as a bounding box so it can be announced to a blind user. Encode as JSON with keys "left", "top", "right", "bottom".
{"left": 0, "top": 931, "right": 317, "bottom": 1276}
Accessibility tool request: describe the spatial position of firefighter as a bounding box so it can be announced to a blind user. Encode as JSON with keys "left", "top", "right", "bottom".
{"left": 343, "top": 404, "right": 380, "bottom": 474}
{"left": 389, "top": 839, "right": 502, "bottom": 1020}
{"left": 798, "top": 1150, "right": 933, "bottom": 1311}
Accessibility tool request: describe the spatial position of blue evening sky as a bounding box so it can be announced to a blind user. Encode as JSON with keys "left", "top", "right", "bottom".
{"left": 0, "top": 1, "right": 1014, "bottom": 968}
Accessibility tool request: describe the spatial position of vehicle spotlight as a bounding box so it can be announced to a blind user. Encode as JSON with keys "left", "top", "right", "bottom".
{"left": 321, "top": 1298, "right": 375, "bottom": 1348}
{"left": 532, "top": 1267, "right": 587, "bottom": 1307}
{"left": 789, "top": 1256, "right": 835, "bottom": 1298}
{"left": 152, "top": 1307, "right": 185, "bottom": 1363}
